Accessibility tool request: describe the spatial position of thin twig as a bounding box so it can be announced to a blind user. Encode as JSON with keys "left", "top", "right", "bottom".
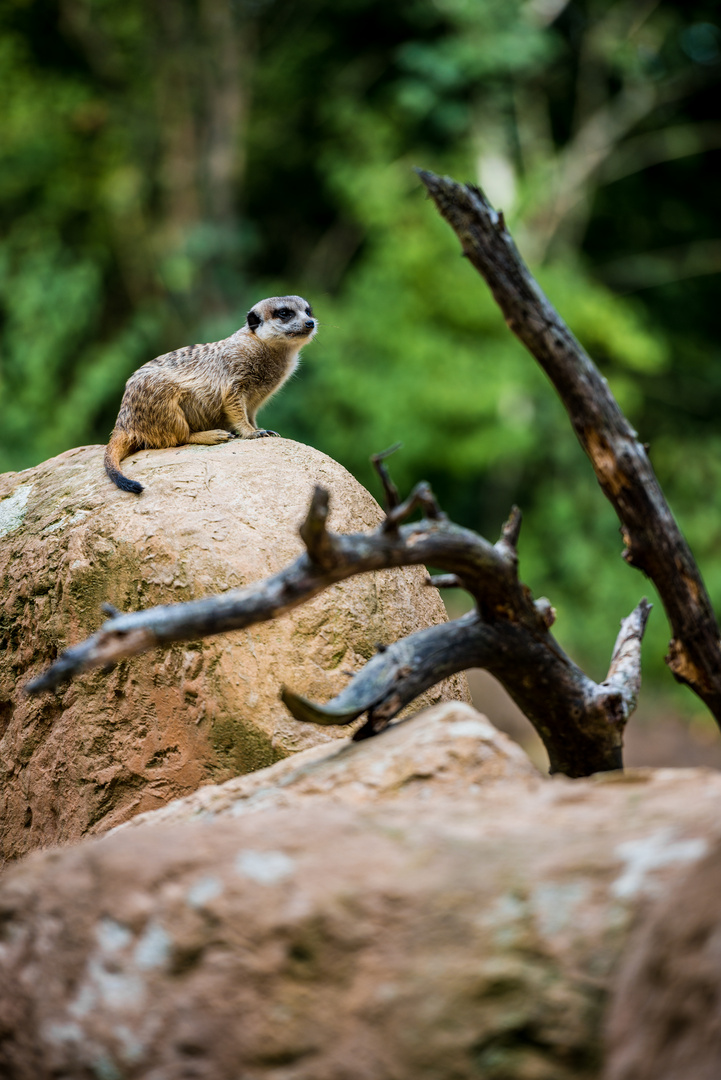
{"left": 298, "top": 485, "right": 336, "bottom": 569}
{"left": 371, "top": 443, "right": 402, "bottom": 513}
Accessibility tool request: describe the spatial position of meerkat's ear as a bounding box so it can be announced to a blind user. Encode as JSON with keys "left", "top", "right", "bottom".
{"left": 247, "top": 309, "right": 262, "bottom": 332}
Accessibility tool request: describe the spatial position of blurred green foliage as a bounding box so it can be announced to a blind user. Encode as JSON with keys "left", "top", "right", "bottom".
{"left": 1, "top": 0, "right": 720, "bottom": 710}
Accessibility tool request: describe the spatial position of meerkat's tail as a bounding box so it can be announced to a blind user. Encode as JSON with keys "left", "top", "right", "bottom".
{"left": 104, "top": 431, "right": 143, "bottom": 494}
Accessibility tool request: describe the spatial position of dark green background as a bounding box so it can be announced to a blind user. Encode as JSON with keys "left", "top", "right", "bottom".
{"left": 1, "top": 0, "right": 720, "bottom": 716}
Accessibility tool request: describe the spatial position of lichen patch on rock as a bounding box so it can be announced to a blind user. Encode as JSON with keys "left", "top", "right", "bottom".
{"left": 0, "top": 483, "right": 33, "bottom": 539}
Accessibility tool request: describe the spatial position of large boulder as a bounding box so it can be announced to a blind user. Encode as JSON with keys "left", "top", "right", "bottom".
{"left": 604, "top": 838, "right": 721, "bottom": 1080}
{"left": 0, "top": 703, "right": 719, "bottom": 1080}
{"left": 0, "top": 440, "right": 468, "bottom": 862}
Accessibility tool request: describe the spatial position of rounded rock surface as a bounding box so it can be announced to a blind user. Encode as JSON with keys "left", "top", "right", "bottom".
{"left": 0, "top": 440, "right": 468, "bottom": 861}
{"left": 2, "top": 757, "right": 721, "bottom": 1079}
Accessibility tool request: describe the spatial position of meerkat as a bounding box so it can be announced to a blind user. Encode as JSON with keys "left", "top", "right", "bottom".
{"left": 104, "top": 295, "right": 317, "bottom": 494}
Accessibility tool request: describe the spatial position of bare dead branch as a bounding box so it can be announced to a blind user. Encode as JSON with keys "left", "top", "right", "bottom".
{"left": 602, "top": 596, "right": 653, "bottom": 715}
{"left": 25, "top": 491, "right": 518, "bottom": 695}
{"left": 298, "top": 485, "right": 336, "bottom": 569}
{"left": 427, "top": 574, "right": 463, "bottom": 590}
{"left": 283, "top": 587, "right": 652, "bottom": 774}
{"left": 27, "top": 472, "right": 651, "bottom": 776}
{"left": 495, "top": 505, "right": 522, "bottom": 567}
{"left": 371, "top": 443, "right": 402, "bottom": 512}
{"left": 282, "top": 613, "right": 487, "bottom": 732}
{"left": 100, "top": 603, "right": 123, "bottom": 619}
{"left": 417, "top": 168, "right": 721, "bottom": 725}
{"left": 534, "top": 597, "right": 556, "bottom": 629}
{"left": 383, "top": 481, "right": 445, "bottom": 534}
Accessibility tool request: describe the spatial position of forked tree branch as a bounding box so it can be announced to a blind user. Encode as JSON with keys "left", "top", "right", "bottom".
{"left": 417, "top": 169, "right": 721, "bottom": 724}
{"left": 283, "top": 594, "right": 651, "bottom": 775}
{"left": 27, "top": 464, "right": 650, "bottom": 776}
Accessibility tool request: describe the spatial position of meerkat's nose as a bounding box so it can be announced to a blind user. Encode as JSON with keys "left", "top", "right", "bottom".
{"left": 305, "top": 320, "right": 315, "bottom": 329}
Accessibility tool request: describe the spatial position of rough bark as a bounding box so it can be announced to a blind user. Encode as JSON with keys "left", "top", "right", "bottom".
{"left": 28, "top": 469, "right": 650, "bottom": 777}
{"left": 417, "top": 169, "right": 721, "bottom": 725}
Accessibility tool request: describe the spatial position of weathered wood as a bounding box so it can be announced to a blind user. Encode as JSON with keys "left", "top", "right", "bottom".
{"left": 283, "top": 596, "right": 651, "bottom": 774}
{"left": 28, "top": 476, "right": 650, "bottom": 777}
{"left": 417, "top": 168, "right": 721, "bottom": 723}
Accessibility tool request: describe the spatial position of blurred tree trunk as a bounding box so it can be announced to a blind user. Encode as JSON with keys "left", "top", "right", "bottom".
{"left": 61, "top": 0, "right": 255, "bottom": 315}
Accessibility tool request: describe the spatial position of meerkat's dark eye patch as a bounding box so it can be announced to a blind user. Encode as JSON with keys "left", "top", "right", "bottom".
{"left": 305, "top": 306, "right": 314, "bottom": 318}
{"left": 247, "top": 310, "right": 262, "bottom": 330}
{"left": 273, "top": 308, "right": 294, "bottom": 320}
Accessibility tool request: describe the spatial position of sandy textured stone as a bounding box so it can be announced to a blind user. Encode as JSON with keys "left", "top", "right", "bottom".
{"left": 1, "top": 748, "right": 720, "bottom": 1080}
{"left": 111, "top": 700, "right": 539, "bottom": 831}
{"left": 0, "top": 440, "right": 468, "bottom": 862}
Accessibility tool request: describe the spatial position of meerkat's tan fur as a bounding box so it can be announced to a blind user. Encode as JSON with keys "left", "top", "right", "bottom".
{"left": 104, "top": 295, "right": 317, "bottom": 493}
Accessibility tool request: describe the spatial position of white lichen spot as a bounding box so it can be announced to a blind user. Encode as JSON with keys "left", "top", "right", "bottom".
{"left": 92, "top": 1051, "right": 123, "bottom": 1080}
{"left": 44, "top": 509, "right": 90, "bottom": 533}
{"left": 612, "top": 828, "right": 708, "bottom": 900}
{"left": 235, "top": 849, "right": 296, "bottom": 885}
{"left": 42, "top": 1020, "right": 85, "bottom": 1047}
{"left": 531, "top": 881, "right": 590, "bottom": 939}
{"left": 133, "top": 919, "right": 171, "bottom": 971}
{"left": 68, "top": 918, "right": 146, "bottom": 1021}
{"left": 477, "top": 893, "right": 529, "bottom": 948}
{"left": 75, "top": 957, "right": 145, "bottom": 1014}
{"left": 96, "top": 917, "right": 133, "bottom": 954}
{"left": 187, "top": 875, "right": 224, "bottom": 908}
{"left": 68, "top": 981, "right": 97, "bottom": 1020}
{"left": 0, "top": 484, "right": 33, "bottom": 538}
{"left": 114, "top": 1023, "right": 145, "bottom": 1064}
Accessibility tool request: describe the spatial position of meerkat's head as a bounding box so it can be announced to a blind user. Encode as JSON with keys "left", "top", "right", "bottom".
{"left": 245, "top": 296, "right": 317, "bottom": 345}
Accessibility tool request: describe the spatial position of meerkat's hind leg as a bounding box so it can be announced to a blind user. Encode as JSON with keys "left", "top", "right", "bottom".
{"left": 156, "top": 403, "right": 232, "bottom": 446}
{"left": 187, "top": 429, "right": 237, "bottom": 445}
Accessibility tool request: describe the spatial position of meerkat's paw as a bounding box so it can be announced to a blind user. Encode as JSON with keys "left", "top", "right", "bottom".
{"left": 249, "top": 429, "right": 281, "bottom": 439}
{"left": 188, "top": 429, "right": 235, "bottom": 445}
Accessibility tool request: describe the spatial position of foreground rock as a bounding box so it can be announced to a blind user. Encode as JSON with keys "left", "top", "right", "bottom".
{"left": 0, "top": 440, "right": 468, "bottom": 862}
{"left": 604, "top": 838, "right": 721, "bottom": 1080}
{"left": 0, "top": 701, "right": 719, "bottom": 1080}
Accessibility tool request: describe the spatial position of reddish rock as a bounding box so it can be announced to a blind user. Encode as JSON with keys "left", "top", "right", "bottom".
{"left": 111, "top": 700, "right": 540, "bottom": 831}
{"left": 0, "top": 440, "right": 468, "bottom": 862}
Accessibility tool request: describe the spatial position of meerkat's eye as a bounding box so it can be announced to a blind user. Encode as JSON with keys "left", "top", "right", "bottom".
{"left": 305, "top": 307, "right": 314, "bottom": 318}
{"left": 274, "top": 308, "right": 294, "bottom": 320}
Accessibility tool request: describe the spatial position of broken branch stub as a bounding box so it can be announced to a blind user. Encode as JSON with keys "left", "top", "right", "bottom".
{"left": 298, "top": 485, "right": 336, "bottom": 570}
{"left": 371, "top": 443, "right": 402, "bottom": 512}
{"left": 417, "top": 168, "right": 721, "bottom": 725}
{"left": 285, "top": 485, "right": 654, "bottom": 774}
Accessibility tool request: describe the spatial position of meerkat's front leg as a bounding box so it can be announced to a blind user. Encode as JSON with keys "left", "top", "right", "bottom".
{"left": 225, "top": 397, "right": 280, "bottom": 439}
